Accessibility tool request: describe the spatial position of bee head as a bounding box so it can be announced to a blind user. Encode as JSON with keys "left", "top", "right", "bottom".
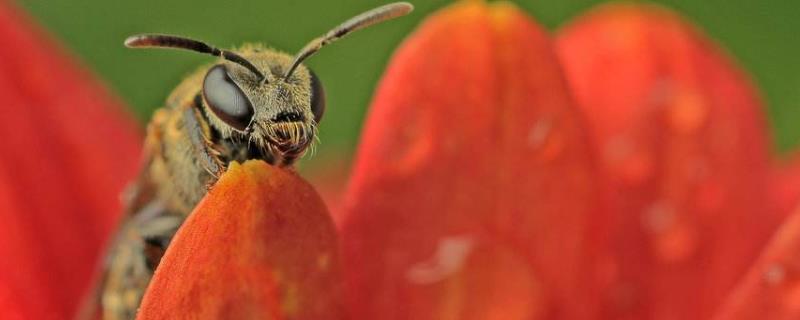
{"left": 124, "top": 2, "right": 412, "bottom": 164}
{"left": 201, "top": 49, "right": 324, "bottom": 159}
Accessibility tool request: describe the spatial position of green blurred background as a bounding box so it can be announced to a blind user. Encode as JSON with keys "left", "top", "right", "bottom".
{"left": 17, "top": 0, "right": 800, "bottom": 170}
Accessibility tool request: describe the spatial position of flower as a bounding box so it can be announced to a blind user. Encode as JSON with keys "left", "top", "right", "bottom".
{"left": 3, "top": 1, "right": 800, "bottom": 319}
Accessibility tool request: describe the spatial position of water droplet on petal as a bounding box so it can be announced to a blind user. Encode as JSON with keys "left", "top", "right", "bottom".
{"left": 317, "top": 253, "right": 330, "bottom": 271}
{"left": 407, "top": 236, "right": 474, "bottom": 284}
{"left": 655, "top": 225, "right": 696, "bottom": 263}
{"left": 605, "top": 137, "right": 654, "bottom": 186}
{"left": 642, "top": 201, "right": 697, "bottom": 263}
{"left": 527, "top": 117, "right": 564, "bottom": 162}
{"left": 405, "top": 241, "right": 546, "bottom": 319}
{"left": 391, "top": 111, "right": 435, "bottom": 174}
{"left": 764, "top": 264, "right": 786, "bottom": 286}
{"left": 668, "top": 90, "right": 707, "bottom": 134}
{"left": 642, "top": 201, "right": 674, "bottom": 234}
{"left": 648, "top": 77, "right": 674, "bottom": 108}
{"left": 759, "top": 263, "right": 800, "bottom": 309}
{"left": 528, "top": 119, "right": 552, "bottom": 149}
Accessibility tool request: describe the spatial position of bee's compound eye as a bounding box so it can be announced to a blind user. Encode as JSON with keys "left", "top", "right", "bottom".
{"left": 309, "top": 69, "right": 326, "bottom": 124}
{"left": 202, "top": 64, "right": 254, "bottom": 131}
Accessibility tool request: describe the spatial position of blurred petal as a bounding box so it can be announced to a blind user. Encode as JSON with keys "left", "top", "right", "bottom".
{"left": 769, "top": 154, "right": 800, "bottom": 220}
{"left": 0, "top": 2, "right": 141, "bottom": 318}
{"left": 137, "top": 161, "right": 344, "bottom": 320}
{"left": 341, "top": 1, "right": 600, "bottom": 319}
{"left": 714, "top": 209, "right": 800, "bottom": 320}
{"left": 304, "top": 154, "right": 352, "bottom": 227}
{"left": 557, "top": 4, "right": 778, "bottom": 319}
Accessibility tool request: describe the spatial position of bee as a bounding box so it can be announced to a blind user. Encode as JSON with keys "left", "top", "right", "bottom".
{"left": 79, "top": 3, "right": 413, "bottom": 319}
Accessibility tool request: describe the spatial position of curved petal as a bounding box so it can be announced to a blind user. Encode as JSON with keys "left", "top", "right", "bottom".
{"left": 556, "top": 4, "right": 778, "bottom": 319}
{"left": 340, "top": 1, "right": 600, "bottom": 319}
{"left": 137, "top": 161, "right": 344, "bottom": 319}
{"left": 0, "top": 3, "right": 142, "bottom": 318}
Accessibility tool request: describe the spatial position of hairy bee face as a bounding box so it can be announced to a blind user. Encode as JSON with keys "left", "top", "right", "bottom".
{"left": 123, "top": 1, "right": 413, "bottom": 168}
{"left": 201, "top": 48, "right": 325, "bottom": 165}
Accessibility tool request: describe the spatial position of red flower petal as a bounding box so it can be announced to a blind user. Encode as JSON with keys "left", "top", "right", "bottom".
{"left": 714, "top": 209, "right": 800, "bottom": 320}
{"left": 137, "top": 161, "right": 344, "bottom": 319}
{"left": 305, "top": 155, "right": 352, "bottom": 227}
{"left": 341, "top": 2, "right": 600, "bottom": 318}
{"left": 769, "top": 154, "right": 800, "bottom": 220}
{"left": 556, "top": 4, "right": 778, "bottom": 319}
{"left": 0, "top": 3, "right": 141, "bottom": 318}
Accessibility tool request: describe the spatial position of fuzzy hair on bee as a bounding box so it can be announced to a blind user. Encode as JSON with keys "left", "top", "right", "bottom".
{"left": 77, "top": 3, "right": 414, "bottom": 320}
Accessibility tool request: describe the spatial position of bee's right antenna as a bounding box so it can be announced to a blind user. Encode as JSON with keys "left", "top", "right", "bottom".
{"left": 125, "top": 34, "right": 267, "bottom": 83}
{"left": 283, "top": 2, "right": 414, "bottom": 80}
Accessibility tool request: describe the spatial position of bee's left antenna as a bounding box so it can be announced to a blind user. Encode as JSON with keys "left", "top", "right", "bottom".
{"left": 125, "top": 34, "right": 267, "bottom": 83}
{"left": 283, "top": 2, "right": 414, "bottom": 80}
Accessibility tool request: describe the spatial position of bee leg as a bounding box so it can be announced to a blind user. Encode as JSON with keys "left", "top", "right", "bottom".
{"left": 101, "top": 204, "right": 183, "bottom": 320}
{"left": 137, "top": 214, "right": 184, "bottom": 271}
{"left": 183, "top": 107, "right": 225, "bottom": 180}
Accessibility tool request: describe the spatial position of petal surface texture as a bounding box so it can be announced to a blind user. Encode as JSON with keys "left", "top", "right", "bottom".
{"left": 341, "top": 2, "right": 600, "bottom": 319}
{"left": 715, "top": 209, "right": 800, "bottom": 320}
{"left": 0, "top": 3, "right": 141, "bottom": 318}
{"left": 137, "top": 161, "right": 344, "bottom": 320}
{"left": 557, "top": 4, "right": 778, "bottom": 319}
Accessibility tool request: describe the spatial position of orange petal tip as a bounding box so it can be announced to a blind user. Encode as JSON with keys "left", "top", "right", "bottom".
{"left": 137, "top": 160, "right": 344, "bottom": 320}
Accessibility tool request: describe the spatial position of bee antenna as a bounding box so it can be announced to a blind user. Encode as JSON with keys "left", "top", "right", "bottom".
{"left": 125, "top": 34, "right": 267, "bottom": 83}
{"left": 283, "top": 2, "right": 414, "bottom": 80}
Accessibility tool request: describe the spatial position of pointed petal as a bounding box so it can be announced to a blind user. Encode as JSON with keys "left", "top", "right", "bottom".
{"left": 0, "top": 3, "right": 142, "bottom": 318}
{"left": 341, "top": 2, "right": 600, "bottom": 318}
{"left": 137, "top": 161, "right": 344, "bottom": 320}
{"left": 556, "top": 4, "right": 777, "bottom": 319}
